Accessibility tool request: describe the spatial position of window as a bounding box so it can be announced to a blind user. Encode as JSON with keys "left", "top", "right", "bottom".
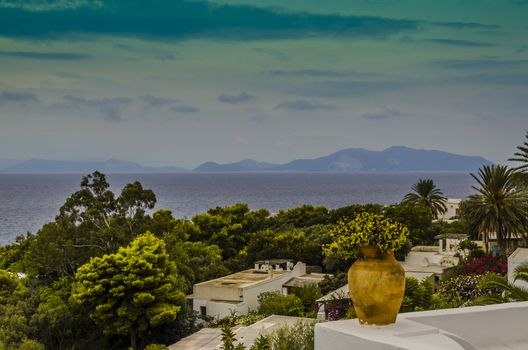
{"left": 200, "top": 306, "right": 207, "bottom": 316}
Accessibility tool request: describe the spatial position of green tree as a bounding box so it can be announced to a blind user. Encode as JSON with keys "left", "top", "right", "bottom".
{"left": 509, "top": 130, "right": 528, "bottom": 173}
{"left": 257, "top": 292, "right": 304, "bottom": 317}
{"left": 402, "top": 179, "right": 447, "bottom": 219}
{"left": 290, "top": 284, "right": 323, "bottom": 315}
{"left": 475, "top": 262, "right": 528, "bottom": 304}
{"left": 72, "top": 232, "right": 184, "bottom": 350}
{"left": 399, "top": 277, "right": 433, "bottom": 312}
{"left": 460, "top": 165, "right": 528, "bottom": 255}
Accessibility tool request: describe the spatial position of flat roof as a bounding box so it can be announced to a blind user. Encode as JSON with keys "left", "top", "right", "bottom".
{"left": 283, "top": 274, "right": 326, "bottom": 288}
{"left": 194, "top": 268, "right": 290, "bottom": 289}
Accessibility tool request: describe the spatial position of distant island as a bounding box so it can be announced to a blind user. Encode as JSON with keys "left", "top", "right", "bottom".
{"left": 0, "top": 146, "right": 492, "bottom": 173}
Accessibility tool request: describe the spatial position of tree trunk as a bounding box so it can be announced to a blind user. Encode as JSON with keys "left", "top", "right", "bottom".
{"left": 130, "top": 329, "right": 137, "bottom": 350}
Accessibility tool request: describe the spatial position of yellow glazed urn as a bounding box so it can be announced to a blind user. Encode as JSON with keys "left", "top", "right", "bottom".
{"left": 348, "top": 245, "right": 405, "bottom": 325}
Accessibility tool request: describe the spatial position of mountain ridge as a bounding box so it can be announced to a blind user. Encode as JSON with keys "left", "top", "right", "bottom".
{"left": 0, "top": 146, "right": 493, "bottom": 173}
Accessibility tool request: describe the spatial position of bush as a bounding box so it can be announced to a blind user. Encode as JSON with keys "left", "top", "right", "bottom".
{"left": 270, "top": 321, "right": 316, "bottom": 350}
{"left": 459, "top": 255, "right": 507, "bottom": 275}
{"left": 257, "top": 292, "right": 303, "bottom": 317}
{"left": 400, "top": 277, "right": 433, "bottom": 312}
{"left": 290, "top": 284, "right": 322, "bottom": 315}
{"left": 144, "top": 345, "right": 167, "bottom": 350}
{"left": 319, "top": 273, "right": 347, "bottom": 295}
{"left": 435, "top": 273, "right": 500, "bottom": 308}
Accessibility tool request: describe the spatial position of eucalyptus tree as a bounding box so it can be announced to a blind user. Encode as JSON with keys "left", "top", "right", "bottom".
{"left": 402, "top": 179, "right": 447, "bottom": 219}
{"left": 461, "top": 165, "right": 528, "bottom": 255}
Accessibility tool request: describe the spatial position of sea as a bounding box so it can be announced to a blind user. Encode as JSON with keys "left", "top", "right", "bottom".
{"left": 0, "top": 172, "right": 477, "bottom": 245}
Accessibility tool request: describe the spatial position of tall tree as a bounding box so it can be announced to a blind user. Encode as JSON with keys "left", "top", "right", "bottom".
{"left": 461, "top": 165, "right": 528, "bottom": 255}
{"left": 402, "top": 179, "right": 447, "bottom": 219}
{"left": 72, "top": 232, "right": 184, "bottom": 350}
{"left": 509, "top": 130, "right": 528, "bottom": 173}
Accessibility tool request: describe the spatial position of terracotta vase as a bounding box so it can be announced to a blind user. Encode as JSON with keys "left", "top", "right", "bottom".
{"left": 348, "top": 245, "right": 405, "bottom": 325}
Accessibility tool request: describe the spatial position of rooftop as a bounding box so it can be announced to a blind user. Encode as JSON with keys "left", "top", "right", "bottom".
{"left": 194, "top": 268, "right": 290, "bottom": 289}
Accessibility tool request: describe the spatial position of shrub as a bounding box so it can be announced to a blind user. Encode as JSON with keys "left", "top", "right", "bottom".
{"left": 290, "top": 284, "right": 322, "bottom": 315}
{"left": 400, "top": 277, "right": 433, "bottom": 312}
{"left": 257, "top": 292, "right": 303, "bottom": 317}
{"left": 269, "top": 321, "right": 316, "bottom": 350}
{"left": 459, "top": 255, "right": 507, "bottom": 275}
{"left": 435, "top": 273, "right": 500, "bottom": 308}
{"left": 323, "top": 213, "right": 409, "bottom": 259}
{"left": 144, "top": 345, "right": 167, "bottom": 350}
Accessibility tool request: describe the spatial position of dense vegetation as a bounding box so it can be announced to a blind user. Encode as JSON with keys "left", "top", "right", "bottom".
{"left": 1, "top": 131, "right": 528, "bottom": 349}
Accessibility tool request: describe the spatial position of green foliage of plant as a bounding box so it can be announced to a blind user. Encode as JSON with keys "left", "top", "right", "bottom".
{"left": 257, "top": 292, "right": 304, "bottom": 317}
{"left": 290, "top": 284, "right": 322, "bottom": 314}
{"left": 402, "top": 178, "right": 447, "bottom": 219}
{"left": 435, "top": 273, "right": 498, "bottom": 308}
{"left": 72, "top": 232, "right": 184, "bottom": 349}
{"left": 460, "top": 165, "right": 528, "bottom": 255}
{"left": 143, "top": 344, "right": 167, "bottom": 350}
{"left": 474, "top": 262, "right": 528, "bottom": 304}
{"left": 318, "top": 272, "right": 347, "bottom": 295}
{"left": 323, "top": 212, "right": 409, "bottom": 259}
{"left": 400, "top": 277, "right": 433, "bottom": 312}
{"left": 269, "top": 321, "right": 316, "bottom": 350}
{"left": 250, "top": 334, "right": 271, "bottom": 350}
{"left": 235, "top": 310, "right": 267, "bottom": 326}
{"left": 384, "top": 202, "right": 433, "bottom": 246}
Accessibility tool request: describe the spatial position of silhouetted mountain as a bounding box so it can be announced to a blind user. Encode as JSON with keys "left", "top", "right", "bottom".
{"left": 2, "top": 159, "right": 187, "bottom": 173}
{"left": 194, "top": 159, "right": 278, "bottom": 172}
{"left": 194, "top": 146, "right": 492, "bottom": 172}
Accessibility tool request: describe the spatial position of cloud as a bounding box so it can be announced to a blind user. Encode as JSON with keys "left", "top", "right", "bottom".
{"left": 59, "top": 95, "right": 131, "bottom": 121}
{"left": 362, "top": 107, "right": 405, "bottom": 120}
{"left": 291, "top": 80, "right": 411, "bottom": 98}
{"left": 449, "top": 74, "right": 528, "bottom": 86}
{"left": 274, "top": 100, "right": 336, "bottom": 111}
{"left": 269, "top": 70, "right": 379, "bottom": 78}
{"left": 432, "top": 59, "right": 528, "bottom": 69}
{"left": 217, "top": 92, "right": 256, "bottom": 104}
{"left": 171, "top": 105, "right": 199, "bottom": 113}
{"left": 0, "top": 0, "right": 418, "bottom": 40}
{"left": 141, "top": 95, "right": 178, "bottom": 108}
{"left": 425, "top": 39, "right": 494, "bottom": 47}
{"left": 0, "top": 90, "right": 39, "bottom": 104}
{"left": 433, "top": 21, "right": 499, "bottom": 30}
{"left": 0, "top": 51, "right": 87, "bottom": 60}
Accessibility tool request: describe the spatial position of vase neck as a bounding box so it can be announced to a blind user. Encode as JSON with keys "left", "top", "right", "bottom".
{"left": 360, "top": 245, "right": 394, "bottom": 259}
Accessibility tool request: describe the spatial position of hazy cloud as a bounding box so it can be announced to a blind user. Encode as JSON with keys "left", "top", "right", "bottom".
{"left": 60, "top": 95, "right": 131, "bottom": 121}
{"left": 275, "top": 100, "right": 336, "bottom": 111}
{"left": 171, "top": 105, "right": 199, "bottom": 113}
{"left": 0, "top": 90, "right": 39, "bottom": 104}
{"left": 141, "top": 95, "right": 178, "bottom": 108}
{"left": 433, "top": 21, "right": 499, "bottom": 29}
{"left": 217, "top": 92, "right": 256, "bottom": 104}
{"left": 426, "top": 39, "right": 494, "bottom": 47}
{"left": 292, "top": 80, "right": 410, "bottom": 98}
{"left": 269, "top": 70, "right": 378, "bottom": 78}
{"left": 362, "top": 107, "right": 405, "bottom": 120}
{"left": 0, "top": 0, "right": 418, "bottom": 40}
{"left": 432, "top": 59, "right": 528, "bottom": 69}
{"left": 0, "top": 51, "right": 87, "bottom": 60}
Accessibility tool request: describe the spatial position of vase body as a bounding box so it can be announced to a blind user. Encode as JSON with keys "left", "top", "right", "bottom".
{"left": 348, "top": 246, "right": 405, "bottom": 325}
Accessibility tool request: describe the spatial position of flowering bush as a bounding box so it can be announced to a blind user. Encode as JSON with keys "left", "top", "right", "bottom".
{"left": 459, "top": 255, "right": 507, "bottom": 276}
{"left": 435, "top": 273, "right": 500, "bottom": 308}
{"left": 323, "top": 212, "right": 409, "bottom": 259}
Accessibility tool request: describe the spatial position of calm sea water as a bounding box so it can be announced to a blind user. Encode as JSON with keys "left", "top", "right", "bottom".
{"left": 0, "top": 172, "right": 477, "bottom": 245}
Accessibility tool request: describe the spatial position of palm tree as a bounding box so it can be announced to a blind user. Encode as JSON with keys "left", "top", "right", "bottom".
{"left": 475, "top": 262, "right": 528, "bottom": 304}
{"left": 461, "top": 165, "right": 528, "bottom": 255}
{"left": 509, "top": 130, "right": 528, "bottom": 173}
{"left": 402, "top": 179, "right": 447, "bottom": 219}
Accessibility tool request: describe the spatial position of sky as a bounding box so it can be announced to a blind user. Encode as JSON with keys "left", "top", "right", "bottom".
{"left": 0, "top": 0, "right": 527, "bottom": 168}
